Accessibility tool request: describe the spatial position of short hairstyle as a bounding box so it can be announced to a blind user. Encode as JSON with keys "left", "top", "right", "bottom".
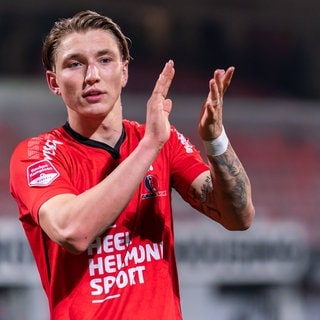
{"left": 42, "top": 10, "right": 131, "bottom": 71}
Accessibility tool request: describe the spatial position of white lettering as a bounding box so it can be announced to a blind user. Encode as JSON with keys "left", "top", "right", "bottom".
{"left": 89, "top": 257, "right": 104, "bottom": 276}
{"left": 104, "top": 255, "right": 116, "bottom": 273}
{"left": 128, "top": 265, "right": 145, "bottom": 284}
{"left": 103, "top": 276, "right": 116, "bottom": 294}
{"left": 87, "top": 232, "right": 164, "bottom": 301}
{"left": 88, "top": 237, "right": 102, "bottom": 255}
{"left": 90, "top": 266, "right": 146, "bottom": 296}
{"left": 43, "top": 139, "right": 63, "bottom": 160}
{"left": 102, "top": 235, "right": 114, "bottom": 253}
{"left": 176, "top": 131, "right": 193, "bottom": 153}
{"left": 90, "top": 278, "right": 103, "bottom": 295}
{"left": 123, "top": 246, "right": 145, "bottom": 265}
{"left": 117, "top": 270, "right": 129, "bottom": 289}
{"left": 146, "top": 242, "right": 163, "bottom": 261}
{"left": 88, "top": 232, "right": 131, "bottom": 256}
{"left": 114, "top": 232, "right": 130, "bottom": 251}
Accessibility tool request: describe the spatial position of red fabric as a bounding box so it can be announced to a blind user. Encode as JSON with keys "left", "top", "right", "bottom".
{"left": 10, "top": 120, "right": 208, "bottom": 320}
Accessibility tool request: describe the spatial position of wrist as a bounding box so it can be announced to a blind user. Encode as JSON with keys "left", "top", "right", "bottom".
{"left": 202, "top": 126, "right": 229, "bottom": 156}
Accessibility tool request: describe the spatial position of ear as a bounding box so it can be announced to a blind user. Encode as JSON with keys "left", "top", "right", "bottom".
{"left": 121, "top": 60, "right": 129, "bottom": 88}
{"left": 46, "top": 70, "right": 61, "bottom": 96}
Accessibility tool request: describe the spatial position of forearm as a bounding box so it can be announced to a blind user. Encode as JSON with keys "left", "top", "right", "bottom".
{"left": 206, "top": 143, "right": 254, "bottom": 230}
{"left": 39, "top": 137, "right": 160, "bottom": 253}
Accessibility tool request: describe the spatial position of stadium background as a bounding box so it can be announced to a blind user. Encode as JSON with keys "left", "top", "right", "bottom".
{"left": 1, "top": 1, "right": 320, "bottom": 319}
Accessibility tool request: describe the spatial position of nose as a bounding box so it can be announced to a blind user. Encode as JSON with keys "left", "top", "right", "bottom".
{"left": 85, "top": 64, "right": 100, "bottom": 84}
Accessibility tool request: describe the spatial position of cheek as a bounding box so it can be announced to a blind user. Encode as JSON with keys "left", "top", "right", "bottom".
{"left": 59, "top": 78, "right": 78, "bottom": 96}
{"left": 116, "top": 72, "right": 128, "bottom": 89}
{"left": 59, "top": 83, "right": 80, "bottom": 107}
{"left": 106, "top": 65, "right": 128, "bottom": 87}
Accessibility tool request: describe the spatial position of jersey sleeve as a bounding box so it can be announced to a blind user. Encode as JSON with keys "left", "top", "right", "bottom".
{"left": 10, "top": 137, "right": 78, "bottom": 224}
{"left": 168, "top": 126, "right": 209, "bottom": 203}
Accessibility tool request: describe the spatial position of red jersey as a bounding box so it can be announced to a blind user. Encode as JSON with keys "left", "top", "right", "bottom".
{"left": 10, "top": 120, "right": 208, "bottom": 320}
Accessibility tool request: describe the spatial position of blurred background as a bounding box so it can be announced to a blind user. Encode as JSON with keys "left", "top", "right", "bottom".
{"left": 1, "top": 1, "right": 320, "bottom": 319}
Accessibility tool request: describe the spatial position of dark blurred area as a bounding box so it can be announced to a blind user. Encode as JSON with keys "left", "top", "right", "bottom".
{"left": 0, "top": 0, "right": 319, "bottom": 99}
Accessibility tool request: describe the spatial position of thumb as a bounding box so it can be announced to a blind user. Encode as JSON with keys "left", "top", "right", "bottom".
{"left": 163, "top": 99, "right": 172, "bottom": 115}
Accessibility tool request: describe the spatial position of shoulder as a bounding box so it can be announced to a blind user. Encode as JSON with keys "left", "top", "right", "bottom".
{"left": 11, "top": 126, "right": 67, "bottom": 161}
{"left": 123, "top": 119, "right": 146, "bottom": 137}
{"left": 123, "top": 119, "right": 145, "bottom": 130}
{"left": 123, "top": 120, "right": 182, "bottom": 139}
{"left": 167, "top": 125, "right": 196, "bottom": 153}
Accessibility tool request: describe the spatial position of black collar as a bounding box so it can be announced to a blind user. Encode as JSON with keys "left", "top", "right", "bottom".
{"left": 63, "top": 122, "right": 126, "bottom": 159}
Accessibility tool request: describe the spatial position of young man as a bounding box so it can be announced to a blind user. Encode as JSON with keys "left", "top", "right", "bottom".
{"left": 10, "top": 10, "right": 254, "bottom": 320}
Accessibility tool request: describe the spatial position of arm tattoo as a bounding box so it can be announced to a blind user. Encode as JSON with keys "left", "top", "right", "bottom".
{"left": 187, "top": 146, "right": 251, "bottom": 222}
{"left": 189, "top": 175, "right": 221, "bottom": 219}
{"left": 200, "top": 175, "right": 213, "bottom": 203}
{"left": 211, "top": 150, "right": 249, "bottom": 211}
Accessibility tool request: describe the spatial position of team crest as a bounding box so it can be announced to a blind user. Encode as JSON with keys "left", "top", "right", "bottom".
{"left": 142, "top": 174, "right": 166, "bottom": 199}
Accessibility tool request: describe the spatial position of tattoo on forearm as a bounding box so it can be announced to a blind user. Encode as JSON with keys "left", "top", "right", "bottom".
{"left": 211, "top": 150, "right": 249, "bottom": 211}
{"left": 200, "top": 175, "right": 213, "bottom": 203}
{"left": 188, "top": 175, "right": 220, "bottom": 218}
{"left": 187, "top": 146, "right": 250, "bottom": 222}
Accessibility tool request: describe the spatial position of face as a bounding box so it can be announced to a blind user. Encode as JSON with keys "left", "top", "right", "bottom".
{"left": 46, "top": 29, "right": 128, "bottom": 120}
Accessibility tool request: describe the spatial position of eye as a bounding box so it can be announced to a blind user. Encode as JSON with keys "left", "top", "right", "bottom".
{"left": 69, "top": 61, "right": 82, "bottom": 68}
{"left": 100, "top": 56, "right": 111, "bottom": 64}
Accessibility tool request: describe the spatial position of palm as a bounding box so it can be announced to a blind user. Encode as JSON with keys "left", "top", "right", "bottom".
{"left": 198, "top": 67, "right": 234, "bottom": 140}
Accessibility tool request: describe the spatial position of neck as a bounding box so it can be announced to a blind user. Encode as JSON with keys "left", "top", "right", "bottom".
{"left": 68, "top": 113, "right": 123, "bottom": 148}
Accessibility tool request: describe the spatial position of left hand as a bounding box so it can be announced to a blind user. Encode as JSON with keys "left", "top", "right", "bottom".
{"left": 198, "top": 66, "right": 235, "bottom": 140}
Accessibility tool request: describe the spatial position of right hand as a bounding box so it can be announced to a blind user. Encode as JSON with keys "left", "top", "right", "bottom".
{"left": 144, "top": 60, "right": 175, "bottom": 149}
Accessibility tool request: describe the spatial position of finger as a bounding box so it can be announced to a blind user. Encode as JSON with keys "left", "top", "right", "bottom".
{"left": 209, "top": 77, "right": 220, "bottom": 105}
{"left": 213, "top": 69, "right": 225, "bottom": 96}
{"left": 210, "top": 67, "right": 235, "bottom": 99}
{"left": 152, "top": 60, "right": 175, "bottom": 98}
{"left": 222, "top": 66, "right": 235, "bottom": 94}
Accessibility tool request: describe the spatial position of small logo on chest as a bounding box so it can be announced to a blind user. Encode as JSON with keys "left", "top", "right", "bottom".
{"left": 141, "top": 174, "right": 166, "bottom": 199}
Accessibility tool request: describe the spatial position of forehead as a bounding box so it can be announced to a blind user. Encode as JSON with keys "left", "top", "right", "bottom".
{"left": 56, "top": 29, "right": 121, "bottom": 60}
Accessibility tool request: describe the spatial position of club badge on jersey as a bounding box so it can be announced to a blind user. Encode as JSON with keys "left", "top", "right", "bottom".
{"left": 27, "top": 159, "right": 60, "bottom": 187}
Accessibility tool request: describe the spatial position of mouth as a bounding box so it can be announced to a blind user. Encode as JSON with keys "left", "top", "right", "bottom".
{"left": 82, "top": 89, "right": 106, "bottom": 103}
{"left": 83, "top": 90, "right": 103, "bottom": 98}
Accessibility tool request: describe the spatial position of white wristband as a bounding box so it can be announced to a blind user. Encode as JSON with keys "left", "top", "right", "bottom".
{"left": 203, "top": 127, "right": 229, "bottom": 156}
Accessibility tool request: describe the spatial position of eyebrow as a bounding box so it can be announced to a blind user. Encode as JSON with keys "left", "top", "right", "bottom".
{"left": 63, "top": 49, "right": 116, "bottom": 61}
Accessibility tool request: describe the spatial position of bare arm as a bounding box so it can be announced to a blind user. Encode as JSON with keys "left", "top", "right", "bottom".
{"left": 190, "top": 67, "right": 255, "bottom": 230}
{"left": 39, "top": 60, "right": 175, "bottom": 254}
